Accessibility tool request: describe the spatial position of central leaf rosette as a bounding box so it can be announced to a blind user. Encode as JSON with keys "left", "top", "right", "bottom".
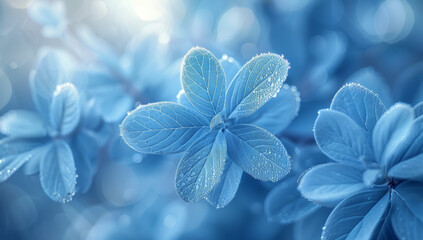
{"left": 120, "top": 47, "right": 292, "bottom": 204}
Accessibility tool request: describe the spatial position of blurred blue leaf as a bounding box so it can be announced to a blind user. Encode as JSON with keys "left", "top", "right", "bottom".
{"left": 120, "top": 102, "right": 209, "bottom": 154}
{"left": 396, "top": 61, "right": 423, "bottom": 105}
{"left": 314, "top": 109, "right": 373, "bottom": 168}
{"left": 76, "top": 27, "right": 121, "bottom": 73}
{"left": 206, "top": 158, "right": 243, "bottom": 208}
{"left": 283, "top": 97, "right": 330, "bottom": 138}
{"left": 71, "top": 130, "right": 100, "bottom": 193}
{"left": 293, "top": 144, "right": 330, "bottom": 174}
{"left": 175, "top": 130, "right": 226, "bottom": 202}
{"left": 0, "top": 138, "right": 46, "bottom": 181}
{"left": 225, "top": 54, "right": 289, "bottom": 119}
{"left": 0, "top": 110, "right": 47, "bottom": 138}
{"left": 391, "top": 182, "right": 423, "bottom": 240}
{"left": 414, "top": 101, "right": 423, "bottom": 117}
{"left": 49, "top": 83, "right": 80, "bottom": 136}
{"left": 322, "top": 187, "right": 390, "bottom": 240}
{"left": 39, "top": 140, "right": 76, "bottom": 202}
{"left": 73, "top": 68, "right": 134, "bottom": 123}
{"left": 294, "top": 207, "right": 332, "bottom": 240}
{"left": 27, "top": 1, "right": 66, "bottom": 38}
{"left": 181, "top": 47, "right": 226, "bottom": 121}
{"left": 225, "top": 124, "right": 290, "bottom": 181}
{"left": 123, "top": 35, "right": 170, "bottom": 89}
{"left": 298, "top": 163, "right": 366, "bottom": 207}
{"left": 30, "top": 52, "right": 65, "bottom": 120}
{"left": 265, "top": 176, "right": 319, "bottom": 224}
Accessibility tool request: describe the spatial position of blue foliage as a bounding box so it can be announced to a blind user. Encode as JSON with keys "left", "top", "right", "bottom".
{"left": 73, "top": 30, "right": 181, "bottom": 123}
{"left": 2, "top": 0, "right": 423, "bottom": 239}
{"left": 0, "top": 51, "right": 107, "bottom": 202}
{"left": 265, "top": 176, "right": 319, "bottom": 224}
{"left": 265, "top": 144, "right": 330, "bottom": 225}
{"left": 299, "top": 83, "right": 423, "bottom": 239}
{"left": 121, "top": 47, "right": 297, "bottom": 207}
{"left": 27, "top": 1, "right": 67, "bottom": 38}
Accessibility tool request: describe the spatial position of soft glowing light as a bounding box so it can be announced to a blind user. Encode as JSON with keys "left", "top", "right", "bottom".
{"left": 374, "top": 0, "right": 414, "bottom": 43}
{"left": 164, "top": 215, "right": 176, "bottom": 228}
{"left": 90, "top": 0, "right": 108, "bottom": 19}
{"left": 158, "top": 32, "right": 170, "bottom": 44}
{"left": 357, "top": 0, "right": 414, "bottom": 43}
{"left": 134, "top": 0, "right": 165, "bottom": 21}
{"left": 6, "top": 0, "right": 33, "bottom": 9}
{"left": 217, "top": 7, "right": 260, "bottom": 45}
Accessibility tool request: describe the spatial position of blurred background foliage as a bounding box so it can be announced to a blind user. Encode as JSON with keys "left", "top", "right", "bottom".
{"left": 0, "top": 0, "right": 422, "bottom": 239}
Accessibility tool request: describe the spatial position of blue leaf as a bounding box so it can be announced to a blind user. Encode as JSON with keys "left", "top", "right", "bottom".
{"left": 330, "top": 83, "right": 386, "bottom": 133}
{"left": 206, "top": 157, "right": 243, "bottom": 208}
{"left": 123, "top": 35, "right": 170, "bottom": 84}
{"left": 284, "top": 97, "right": 330, "bottom": 138}
{"left": 414, "top": 101, "right": 423, "bottom": 117}
{"left": 0, "top": 138, "right": 46, "bottom": 181}
{"left": 322, "top": 187, "right": 390, "bottom": 240}
{"left": 73, "top": 68, "right": 135, "bottom": 123}
{"left": 73, "top": 152, "right": 95, "bottom": 193}
{"left": 175, "top": 130, "right": 226, "bottom": 202}
{"left": 27, "top": 1, "right": 66, "bottom": 38}
{"left": 108, "top": 133, "right": 140, "bottom": 164}
{"left": 363, "top": 169, "right": 384, "bottom": 186}
{"left": 314, "top": 109, "right": 373, "bottom": 168}
{"left": 239, "top": 84, "right": 300, "bottom": 135}
{"left": 123, "top": 35, "right": 177, "bottom": 99}
{"left": 40, "top": 140, "right": 76, "bottom": 202}
{"left": 30, "top": 52, "right": 65, "bottom": 118}
{"left": 373, "top": 103, "right": 414, "bottom": 170}
{"left": 391, "top": 182, "right": 423, "bottom": 240}
{"left": 225, "top": 124, "right": 290, "bottom": 181}
{"left": 293, "top": 145, "right": 330, "bottom": 174}
{"left": 265, "top": 176, "right": 319, "bottom": 224}
{"left": 0, "top": 110, "right": 47, "bottom": 138}
{"left": 219, "top": 55, "right": 241, "bottom": 85}
{"left": 391, "top": 115, "right": 423, "bottom": 165}
{"left": 49, "top": 83, "right": 81, "bottom": 136}
{"left": 101, "top": 91, "right": 134, "bottom": 123}
{"left": 23, "top": 151, "right": 42, "bottom": 175}
{"left": 72, "top": 131, "right": 99, "bottom": 193}
{"left": 78, "top": 97, "right": 101, "bottom": 130}
{"left": 76, "top": 27, "right": 122, "bottom": 73}
{"left": 294, "top": 207, "right": 332, "bottom": 240}
{"left": 225, "top": 53, "right": 289, "bottom": 119}
{"left": 388, "top": 155, "right": 423, "bottom": 181}
{"left": 347, "top": 68, "right": 393, "bottom": 107}
{"left": 120, "top": 102, "right": 209, "bottom": 154}
{"left": 181, "top": 47, "right": 226, "bottom": 120}
{"left": 375, "top": 216, "right": 397, "bottom": 240}
{"left": 209, "top": 112, "right": 223, "bottom": 130}
{"left": 298, "top": 163, "right": 366, "bottom": 207}
{"left": 72, "top": 67, "right": 116, "bottom": 90}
